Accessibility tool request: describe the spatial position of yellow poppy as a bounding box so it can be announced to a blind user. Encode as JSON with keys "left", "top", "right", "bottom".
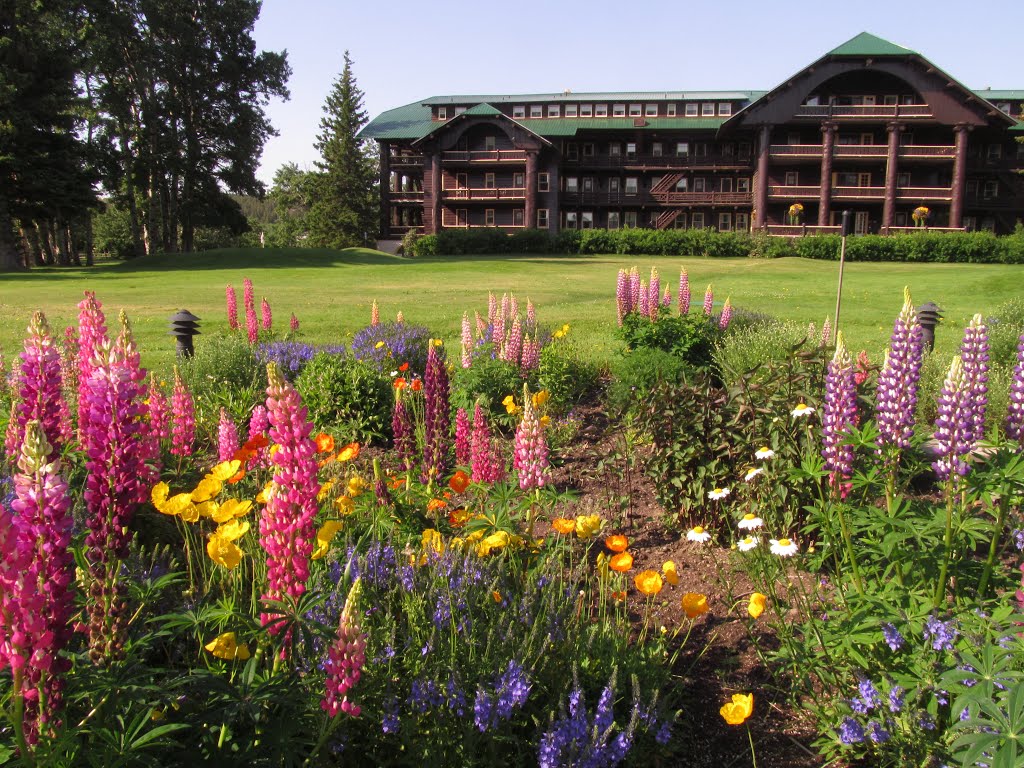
{"left": 662, "top": 561, "right": 680, "bottom": 586}
{"left": 208, "top": 460, "right": 242, "bottom": 482}
{"left": 421, "top": 528, "right": 444, "bottom": 555}
{"left": 207, "top": 534, "right": 242, "bottom": 569}
{"left": 194, "top": 501, "right": 219, "bottom": 519}
{"left": 719, "top": 693, "right": 754, "bottom": 726}
{"left": 317, "top": 479, "right": 335, "bottom": 501}
{"left": 531, "top": 390, "right": 550, "bottom": 409}
{"left": 347, "top": 476, "right": 367, "bottom": 497}
{"left": 476, "top": 530, "right": 511, "bottom": 557}
{"left": 747, "top": 592, "right": 768, "bottom": 620}
{"left": 609, "top": 552, "right": 634, "bottom": 572}
{"left": 179, "top": 503, "right": 201, "bottom": 523}
{"left": 337, "top": 442, "right": 360, "bottom": 462}
{"left": 574, "top": 514, "right": 602, "bottom": 539}
{"left": 191, "top": 476, "right": 223, "bottom": 503}
{"left": 256, "top": 482, "right": 276, "bottom": 504}
{"left": 158, "top": 492, "right": 194, "bottom": 517}
{"left": 502, "top": 395, "right": 518, "bottom": 414}
{"left": 634, "top": 570, "right": 663, "bottom": 596}
{"left": 551, "top": 518, "right": 576, "bottom": 535}
{"left": 311, "top": 520, "right": 344, "bottom": 560}
{"left": 335, "top": 496, "right": 355, "bottom": 515}
{"left": 212, "top": 498, "right": 252, "bottom": 523}
{"left": 605, "top": 534, "right": 628, "bottom": 553}
{"left": 682, "top": 592, "right": 710, "bottom": 618}
{"left": 151, "top": 482, "right": 169, "bottom": 509}
{"left": 204, "top": 632, "right": 250, "bottom": 661}
{"left": 214, "top": 519, "right": 250, "bottom": 542}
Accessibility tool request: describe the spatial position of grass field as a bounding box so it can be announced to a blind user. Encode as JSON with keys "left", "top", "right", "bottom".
{"left": 1, "top": 247, "right": 1021, "bottom": 373}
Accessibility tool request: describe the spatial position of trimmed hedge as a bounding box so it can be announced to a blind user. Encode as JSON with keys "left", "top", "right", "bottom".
{"left": 409, "top": 226, "right": 1024, "bottom": 263}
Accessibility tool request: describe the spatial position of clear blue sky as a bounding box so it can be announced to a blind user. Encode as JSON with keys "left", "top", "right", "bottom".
{"left": 251, "top": 0, "right": 1022, "bottom": 186}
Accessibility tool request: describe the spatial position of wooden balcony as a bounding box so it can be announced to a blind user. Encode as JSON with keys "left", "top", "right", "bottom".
{"left": 769, "top": 144, "right": 956, "bottom": 160}
{"left": 564, "top": 153, "right": 752, "bottom": 169}
{"left": 768, "top": 185, "right": 822, "bottom": 199}
{"left": 652, "top": 191, "right": 754, "bottom": 205}
{"left": 765, "top": 224, "right": 842, "bottom": 237}
{"left": 885, "top": 226, "right": 966, "bottom": 233}
{"left": 896, "top": 187, "right": 953, "bottom": 202}
{"left": 441, "top": 187, "right": 526, "bottom": 201}
{"left": 441, "top": 150, "right": 527, "bottom": 163}
{"left": 767, "top": 185, "right": 953, "bottom": 202}
{"left": 389, "top": 154, "right": 424, "bottom": 166}
{"left": 390, "top": 190, "right": 424, "bottom": 202}
{"left": 793, "top": 104, "right": 932, "bottom": 119}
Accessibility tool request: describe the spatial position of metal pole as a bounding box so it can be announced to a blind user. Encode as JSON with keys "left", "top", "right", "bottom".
{"left": 832, "top": 210, "right": 851, "bottom": 345}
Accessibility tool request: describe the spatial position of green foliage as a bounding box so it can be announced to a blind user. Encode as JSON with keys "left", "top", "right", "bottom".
{"left": 537, "top": 340, "right": 601, "bottom": 415}
{"left": 606, "top": 348, "right": 688, "bottom": 415}
{"left": 714, "top": 319, "right": 816, "bottom": 387}
{"left": 619, "top": 310, "right": 721, "bottom": 367}
{"left": 782, "top": 230, "right": 1024, "bottom": 264}
{"left": 91, "top": 204, "right": 136, "bottom": 260}
{"left": 178, "top": 332, "right": 265, "bottom": 443}
{"left": 451, "top": 353, "right": 531, "bottom": 428}
{"left": 295, "top": 353, "right": 392, "bottom": 444}
{"left": 266, "top": 162, "right": 312, "bottom": 247}
{"left": 410, "top": 233, "right": 438, "bottom": 256}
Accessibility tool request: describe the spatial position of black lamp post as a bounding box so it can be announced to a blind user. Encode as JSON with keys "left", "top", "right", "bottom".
{"left": 916, "top": 302, "right": 943, "bottom": 352}
{"left": 169, "top": 309, "right": 201, "bottom": 358}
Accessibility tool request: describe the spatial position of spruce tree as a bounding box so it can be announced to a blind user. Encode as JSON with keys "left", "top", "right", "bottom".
{"left": 306, "top": 52, "right": 378, "bottom": 249}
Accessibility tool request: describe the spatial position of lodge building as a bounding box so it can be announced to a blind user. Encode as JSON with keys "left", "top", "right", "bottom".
{"left": 359, "top": 33, "right": 1024, "bottom": 239}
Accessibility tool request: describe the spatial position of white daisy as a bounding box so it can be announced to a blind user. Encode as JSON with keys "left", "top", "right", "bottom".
{"left": 791, "top": 403, "right": 815, "bottom": 419}
{"left": 707, "top": 487, "right": 731, "bottom": 501}
{"left": 770, "top": 538, "right": 799, "bottom": 557}
{"left": 686, "top": 526, "right": 711, "bottom": 543}
{"left": 737, "top": 513, "right": 763, "bottom": 530}
{"left": 744, "top": 467, "right": 764, "bottom": 482}
{"left": 737, "top": 536, "right": 759, "bottom": 552}
{"left": 754, "top": 447, "right": 776, "bottom": 460}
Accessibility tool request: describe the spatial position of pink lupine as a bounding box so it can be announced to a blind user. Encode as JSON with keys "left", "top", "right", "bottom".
{"left": 147, "top": 374, "right": 170, "bottom": 440}
{"left": 510, "top": 294, "right": 519, "bottom": 322}
{"left": 527, "top": 298, "right": 536, "bottom": 330}
{"left": 396, "top": 310, "right": 405, "bottom": 324}
{"left": 4, "top": 404, "right": 18, "bottom": 461}
{"left": 371, "top": 300, "right": 379, "bottom": 326}
{"left": 702, "top": 284, "right": 714, "bottom": 316}
{"left": 500, "top": 294, "right": 511, "bottom": 325}
{"left": 422, "top": 343, "right": 450, "bottom": 485}
{"left": 218, "top": 408, "right": 239, "bottom": 463}
{"left": 55, "top": 396, "right": 74, "bottom": 448}
{"left": 521, "top": 334, "right": 540, "bottom": 372}
{"left": 261, "top": 297, "right": 273, "bottom": 332}
{"left": 226, "top": 284, "right": 239, "bottom": 330}
{"left": 662, "top": 287, "right": 671, "bottom": 307}
{"left": 243, "top": 278, "right": 258, "bottom": 343}
{"left": 487, "top": 292, "right": 497, "bottom": 326}
{"left": 638, "top": 280, "right": 649, "bottom": 319}
{"left": 648, "top": 268, "right": 660, "bottom": 320}
{"left": 170, "top": 367, "right": 195, "bottom": 458}
{"left": 76, "top": 291, "right": 108, "bottom": 434}
{"left": 290, "top": 313, "right": 300, "bottom": 333}
{"left": 820, "top": 316, "right": 833, "bottom": 347}
{"left": 514, "top": 386, "right": 549, "bottom": 491}
{"left": 248, "top": 405, "right": 271, "bottom": 468}
{"left": 616, "top": 269, "right": 629, "bottom": 326}
{"left": 855, "top": 350, "right": 872, "bottom": 387}
{"left": 629, "top": 267, "right": 640, "bottom": 313}
{"left": 719, "top": 298, "right": 733, "bottom": 330}
{"left": 455, "top": 407, "right": 471, "bottom": 466}
{"left": 678, "top": 268, "right": 690, "bottom": 315}
{"left": 1006, "top": 333, "right": 1024, "bottom": 442}
{"left": 322, "top": 579, "right": 366, "bottom": 718}
{"left": 260, "top": 363, "right": 321, "bottom": 632}
{"left": 475, "top": 311, "right": 487, "bottom": 340}
{"left": 822, "top": 333, "right": 857, "bottom": 498}
{"left": 492, "top": 311, "right": 506, "bottom": 355}
{"left": 505, "top": 316, "right": 523, "bottom": 365}
{"left": 461, "top": 312, "right": 473, "bottom": 368}
{"left": 470, "top": 403, "right": 504, "bottom": 484}
{"left": 12, "top": 312, "right": 65, "bottom": 461}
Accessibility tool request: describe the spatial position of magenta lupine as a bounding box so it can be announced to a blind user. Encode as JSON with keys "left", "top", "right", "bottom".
{"left": 1006, "top": 333, "right": 1024, "bottom": 442}
{"left": 260, "top": 297, "right": 272, "bottom": 332}
{"left": 55, "top": 396, "right": 74, "bottom": 448}
{"left": 248, "top": 405, "right": 271, "bottom": 467}
{"left": 875, "top": 288, "right": 925, "bottom": 455}
{"left": 821, "top": 333, "right": 857, "bottom": 497}
{"left": 290, "top": 313, "right": 300, "bottom": 333}
{"left": 455, "top": 407, "right": 471, "bottom": 466}
{"left": 648, "top": 268, "right": 660, "bottom": 320}
{"left": 371, "top": 300, "right": 380, "bottom": 326}
{"left": 76, "top": 291, "right": 108, "bottom": 434}
{"left": 702, "top": 284, "right": 714, "bottom": 316}
{"left": 243, "top": 278, "right": 258, "bottom": 343}
{"left": 678, "top": 267, "right": 690, "bottom": 315}
{"left": 422, "top": 343, "right": 451, "bottom": 484}
{"left": 170, "top": 367, "right": 195, "bottom": 457}
{"left": 461, "top": 312, "right": 473, "bottom": 368}
{"left": 226, "top": 284, "right": 239, "bottom": 330}
{"left": 4, "top": 404, "right": 17, "bottom": 461}
{"left": 322, "top": 579, "right": 366, "bottom": 718}
{"left": 218, "top": 408, "right": 239, "bottom": 463}
{"left": 719, "top": 298, "right": 733, "bottom": 330}
{"left": 505, "top": 317, "right": 523, "bottom": 365}
{"left": 959, "top": 313, "right": 989, "bottom": 446}
{"left": 392, "top": 395, "right": 416, "bottom": 474}
{"left": 147, "top": 374, "right": 170, "bottom": 440}
{"left": 60, "top": 325, "right": 77, "bottom": 398}
{"left": 638, "top": 280, "right": 649, "bottom": 319}
{"left": 616, "top": 269, "right": 629, "bottom": 325}
{"left": 520, "top": 334, "right": 540, "bottom": 371}
{"left": 854, "top": 350, "right": 871, "bottom": 387}
{"left": 514, "top": 386, "right": 549, "bottom": 491}
{"left": 932, "top": 356, "right": 974, "bottom": 482}
{"left": 261, "top": 363, "right": 321, "bottom": 632}
{"left": 12, "top": 312, "right": 65, "bottom": 460}
{"left": 470, "top": 403, "right": 504, "bottom": 484}
{"left": 820, "top": 316, "right": 833, "bottom": 347}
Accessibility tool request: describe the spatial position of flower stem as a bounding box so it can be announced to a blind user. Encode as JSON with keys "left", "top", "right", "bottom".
{"left": 933, "top": 480, "right": 957, "bottom": 608}
{"left": 834, "top": 502, "right": 863, "bottom": 595}
{"left": 977, "top": 493, "right": 1009, "bottom": 599}
{"left": 747, "top": 723, "right": 758, "bottom": 768}
{"left": 10, "top": 668, "right": 34, "bottom": 768}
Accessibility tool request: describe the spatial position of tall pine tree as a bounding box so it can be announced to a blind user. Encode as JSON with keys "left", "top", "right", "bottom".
{"left": 306, "top": 52, "right": 378, "bottom": 249}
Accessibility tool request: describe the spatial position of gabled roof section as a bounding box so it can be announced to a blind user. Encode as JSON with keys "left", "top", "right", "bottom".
{"left": 826, "top": 32, "right": 917, "bottom": 57}
{"left": 422, "top": 91, "right": 763, "bottom": 104}
{"left": 358, "top": 100, "right": 434, "bottom": 141}
{"left": 410, "top": 104, "right": 552, "bottom": 148}
{"left": 460, "top": 103, "right": 502, "bottom": 116}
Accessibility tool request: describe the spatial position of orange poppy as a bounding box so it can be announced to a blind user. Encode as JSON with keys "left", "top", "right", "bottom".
{"left": 551, "top": 518, "right": 576, "bottom": 535}
{"left": 227, "top": 468, "right": 246, "bottom": 484}
{"left": 682, "top": 592, "right": 710, "bottom": 618}
{"left": 315, "top": 433, "right": 335, "bottom": 453}
{"left": 399, "top": 362, "right": 409, "bottom": 372}
{"left": 604, "top": 534, "right": 628, "bottom": 553}
{"left": 318, "top": 454, "right": 336, "bottom": 467}
{"left": 245, "top": 434, "right": 270, "bottom": 451}
{"left": 388, "top": 476, "right": 404, "bottom": 490}
{"left": 634, "top": 570, "right": 663, "bottom": 596}
{"left": 411, "top": 379, "right": 423, "bottom": 392}
{"left": 426, "top": 498, "right": 447, "bottom": 512}
{"left": 232, "top": 446, "right": 255, "bottom": 464}
{"left": 442, "top": 490, "right": 452, "bottom": 500}
{"left": 492, "top": 590, "right": 503, "bottom": 603}
{"left": 449, "top": 470, "right": 470, "bottom": 494}
{"left": 336, "top": 442, "right": 360, "bottom": 462}
{"left": 393, "top": 377, "right": 407, "bottom": 390}
{"left": 609, "top": 552, "right": 634, "bottom": 572}
{"left": 611, "top": 590, "right": 627, "bottom": 602}
{"left": 448, "top": 508, "right": 471, "bottom": 527}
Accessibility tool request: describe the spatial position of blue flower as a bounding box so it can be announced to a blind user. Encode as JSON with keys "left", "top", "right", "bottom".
{"left": 868, "top": 721, "right": 890, "bottom": 743}
{"left": 838, "top": 717, "right": 865, "bottom": 745}
{"left": 923, "top": 615, "right": 958, "bottom": 652}
{"left": 882, "top": 622, "right": 904, "bottom": 651}
{"left": 888, "top": 686, "right": 905, "bottom": 713}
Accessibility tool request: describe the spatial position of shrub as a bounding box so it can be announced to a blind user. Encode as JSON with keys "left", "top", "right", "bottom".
{"left": 714, "top": 319, "right": 813, "bottom": 387}
{"left": 537, "top": 340, "right": 601, "bottom": 414}
{"left": 606, "top": 348, "right": 688, "bottom": 415}
{"left": 350, "top": 320, "right": 432, "bottom": 376}
{"left": 451, "top": 353, "right": 531, "bottom": 429}
{"left": 295, "top": 354, "right": 393, "bottom": 444}
{"left": 179, "top": 332, "right": 265, "bottom": 439}
{"left": 410, "top": 233, "right": 438, "bottom": 257}
{"left": 619, "top": 309, "right": 720, "bottom": 368}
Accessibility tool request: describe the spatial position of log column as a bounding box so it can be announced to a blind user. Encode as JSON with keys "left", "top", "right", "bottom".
{"left": 429, "top": 151, "right": 441, "bottom": 234}
{"left": 379, "top": 141, "right": 391, "bottom": 238}
{"left": 882, "top": 122, "right": 901, "bottom": 233}
{"left": 754, "top": 125, "right": 770, "bottom": 229}
{"left": 818, "top": 122, "right": 837, "bottom": 226}
{"left": 949, "top": 124, "right": 969, "bottom": 228}
{"left": 525, "top": 150, "right": 538, "bottom": 229}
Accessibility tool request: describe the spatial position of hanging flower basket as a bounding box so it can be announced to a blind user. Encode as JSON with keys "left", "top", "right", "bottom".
{"left": 912, "top": 206, "right": 930, "bottom": 228}
{"left": 788, "top": 202, "right": 804, "bottom": 225}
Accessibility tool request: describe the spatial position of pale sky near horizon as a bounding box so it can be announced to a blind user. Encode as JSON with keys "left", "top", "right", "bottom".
{"left": 251, "top": 0, "right": 1023, "bottom": 187}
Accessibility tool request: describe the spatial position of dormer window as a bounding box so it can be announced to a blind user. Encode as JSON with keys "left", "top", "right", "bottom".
{"left": 530, "top": 105, "right": 543, "bottom": 118}
{"left": 437, "top": 106, "right": 448, "bottom": 120}
{"left": 512, "top": 105, "right": 526, "bottom": 119}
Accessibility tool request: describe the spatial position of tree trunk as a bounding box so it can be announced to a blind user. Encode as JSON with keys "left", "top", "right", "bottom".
{"left": 85, "top": 212, "right": 95, "bottom": 266}
{"left": 0, "top": 190, "right": 26, "bottom": 270}
{"left": 124, "top": 185, "right": 147, "bottom": 258}
{"left": 50, "top": 219, "right": 70, "bottom": 266}
{"left": 38, "top": 220, "right": 56, "bottom": 265}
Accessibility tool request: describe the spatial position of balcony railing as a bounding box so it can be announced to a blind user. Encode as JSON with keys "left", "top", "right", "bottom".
{"left": 768, "top": 185, "right": 953, "bottom": 202}
{"left": 652, "top": 191, "right": 754, "bottom": 205}
{"left": 441, "top": 187, "right": 526, "bottom": 200}
{"left": 899, "top": 145, "right": 955, "bottom": 158}
{"left": 441, "top": 150, "right": 527, "bottom": 163}
{"left": 765, "top": 225, "right": 843, "bottom": 237}
{"left": 389, "top": 154, "right": 424, "bottom": 166}
{"left": 563, "top": 154, "right": 752, "bottom": 168}
{"left": 793, "top": 104, "right": 932, "bottom": 119}
{"left": 769, "top": 144, "right": 956, "bottom": 160}
{"left": 768, "top": 185, "right": 822, "bottom": 198}
{"left": 389, "top": 190, "right": 424, "bottom": 201}
{"left": 896, "top": 187, "right": 952, "bottom": 202}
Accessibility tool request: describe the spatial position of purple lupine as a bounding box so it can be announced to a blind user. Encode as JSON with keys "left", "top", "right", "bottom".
{"left": 616, "top": 269, "right": 629, "bottom": 326}
{"left": 261, "top": 362, "right": 321, "bottom": 631}
{"left": 882, "top": 623, "right": 904, "bottom": 651}
{"left": 226, "top": 284, "right": 239, "bottom": 330}
{"left": 648, "top": 268, "right": 660, "bottom": 321}
{"left": 538, "top": 681, "right": 638, "bottom": 768}
{"left": 678, "top": 267, "right": 690, "bottom": 315}
{"left": 260, "top": 297, "right": 272, "bottom": 332}
{"left": 1006, "top": 333, "right": 1024, "bottom": 441}
{"left": 422, "top": 343, "right": 450, "bottom": 485}
{"left": 76, "top": 291, "right": 108, "bottom": 435}
{"left": 12, "top": 312, "right": 65, "bottom": 461}
{"left": 322, "top": 579, "right": 366, "bottom": 717}
{"left": 702, "top": 284, "right": 714, "bottom": 316}
{"left": 822, "top": 332, "right": 857, "bottom": 497}
{"left": 514, "top": 386, "right": 548, "bottom": 491}
{"left": 473, "top": 659, "right": 532, "bottom": 732}
{"left": 290, "top": 313, "right": 300, "bottom": 333}
{"left": 923, "top": 615, "right": 958, "bottom": 651}
{"left": 243, "top": 278, "right": 258, "bottom": 344}
{"left": 959, "top": 313, "right": 989, "bottom": 445}
{"left": 217, "top": 408, "right": 239, "bottom": 464}
{"left": 875, "top": 288, "right": 925, "bottom": 456}
{"left": 719, "top": 298, "right": 733, "bottom": 330}
{"left": 454, "top": 407, "right": 471, "bottom": 466}
{"left": 470, "top": 403, "right": 504, "bottom": 484}
{"left": 932, "top": 355, "right": 973, "bottom": 481}
{"left": 392, "top": 395, "right": 416, "bottom": 474}
{"left": 170, "top": 367, "right": 195, "bottom": 458}
{"left": 461, "top": 312, "right": 473, "bottom": 368}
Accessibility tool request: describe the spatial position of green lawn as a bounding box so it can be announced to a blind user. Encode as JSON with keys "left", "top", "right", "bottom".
{"left": 1, "top": 247, "right": 1020, "bottom": 373}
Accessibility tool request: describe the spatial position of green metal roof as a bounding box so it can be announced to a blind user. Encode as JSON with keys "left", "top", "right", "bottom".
{"left": 973, "top": 90, "right": 1024, "bottom": 101}
{"left": 827, "top": 32, "right": 917, "bottom": 57}
{"left": 422, "top": 91, "right": 763, "bottom": 104}
{"left": 461, "top": 103, "right": 502, "bottom": 116}
{"left": 521, "top": 117, "right": 727, "bottom": 136}
{"left": 359, "top": 101, "right": 434, "bottom": 140}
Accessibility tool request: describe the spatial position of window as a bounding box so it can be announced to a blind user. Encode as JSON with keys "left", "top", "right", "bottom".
{"left": 437, "top": 106, "right": 447, "bottom": 120}
{"left": 701, "top": 103, "right": 715, "bottom": 116}
{"left": 674, "top": 177, "right": 688, "bottom": 191}
{"left": 530, "top": 105, "right": 543, "bottom": 118}
{"left": 860, "top": 133, "right": 874, "bottom": 145}
{"left": 652, "top": 142, "right": 663, "bottom": 157}
{"left": 673, "top": 213, "right": 687, "bottom": 229}
{"left": 720, "top": 178, "right": 733, "bottom": 193}
{"left": 718, "top": 103, "right": 732, "bottom": 116}
{"left": 988, "top": 144, "right": 1003, "bottom": 161}
{"left": 565, "top": 176, "right": 578, "bottom": 193}
{"left": 613, "top": 104, "right": 626, "bottom": 117}
{"left": 513, "top": 172, "right": 525, "bottom": 188}
{"left": 897, "top": 172, "right": 910, "bottom": 188}
{"left": 691, "top": 212, "right": 704, "bottom": 229}
{"left": 894, "top": 212, "right": 908, "bottom": 227}
{"left": 735, "top": 213, "right": 749, "bottom": 232}
{"left": 484, "top": 135, "right": 496, "bottom": 151}
{"left": 484, "top": 173, "right": 495, "bottom": 189}
{"left": 512, "top": 105, "right": 526, "bottom": 119}
{"left": 565, "top": 142, "right": 578, "bottom": 161}
{"left": 645, "top": 104, "right": 658, "bottom": 117}
{"left": 676, "top": 142, "right": 689, "bottom": 157}
{"left": 456, "top": 173, "right": 468, "bottom": 189}
{"left": 513, "top": 209, "right": 524, "bottom": 227}
{"left": 582, "top": 177, "right": 594, "bottom": 192}
{"left": 625, "top": 142, "right": 637, "bottom": 159}
{"left": 695, "top": 143, "right": 708, "bottom": 157}
{"left": 862, "top": 95, "right": 876, "bottom": 106}
{"left": 485, "top": 209, "right": 495, "bottom": 226}
{"left": 548, "top": 104, "right": 560, "bottom": 118}
{"left": 456, "top": 209, "right": 468, "bottom": 226}
{"left": 607, "top": 211, "right": 620, "bottom": 230}
{"left": 538, "top": 173, "right": 550, "bottom": 192}
{"left": 624, "top": 211, "right": 638, "bottom": 228}
{"left": 582, "top": 212, "right": 594, "bottom": 229}
{"left": 609, "top": 142, "right": 621, "bottom": 157}
{"left": 984, "top": 180, "right": 999, "bottom": 198}
{"left": 693, "top": 178, "right": 706, "bottom": 193}
{"left": 963, "top": 215, "right": 976, "bottom": 232}
{"left": 625, "top": 177, "right": 638, "bottom": 195}
{"left": 737, "top": 177, "right": 750, "bottom": 193}
{"left": 565, "top": 104, "right": 578, "bottom": 117}
{"left": 565, "top": 211, "right": 577, "bottom": 229}
{"left": 785, "top": 171, "right": 799, "bottom": 186}
{"left": 454, "top": 106, "right": 466, "bottom": 116}
{"left": 595, "top": 104, "right": 608, "bottom": 116}
{"left": 900, "top": 132, "right": 914, "bottom": 146}
{"left": 629, "top": 104, "right": 642, "bottom": 117}
{"left": 537, "top": 209, "right": 549, "bottom": 228}
{"left": 738, "top": 142, "right": 751, "bottom": 159}
{"left": 722, "top": 143, "right": 735, "bottom": 157}
{"left": 883, "top": 95, "right": 898, "bottom": 105}
{"left": 579, "top": 103, "right": 592, "bottom": 116}
{"left": 608, "top": 178, "right": 620, "bottom": 194}
{"left": 997, "top": 102, "right": 1012, "bottom": 115}
{"left": 718, "top": 213, "right": 733, "bottom": 231}
{"left": 787, "top": 133, "right": 801, "bottom": 145}
{"left": 685, "top": 103, "right": 698, "bottom": 116}
{"left": 667, "top": 103, "right": 677, "bottom": 116}
{"left": 582, "top": 142, "right": 595, "bottom": 157}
